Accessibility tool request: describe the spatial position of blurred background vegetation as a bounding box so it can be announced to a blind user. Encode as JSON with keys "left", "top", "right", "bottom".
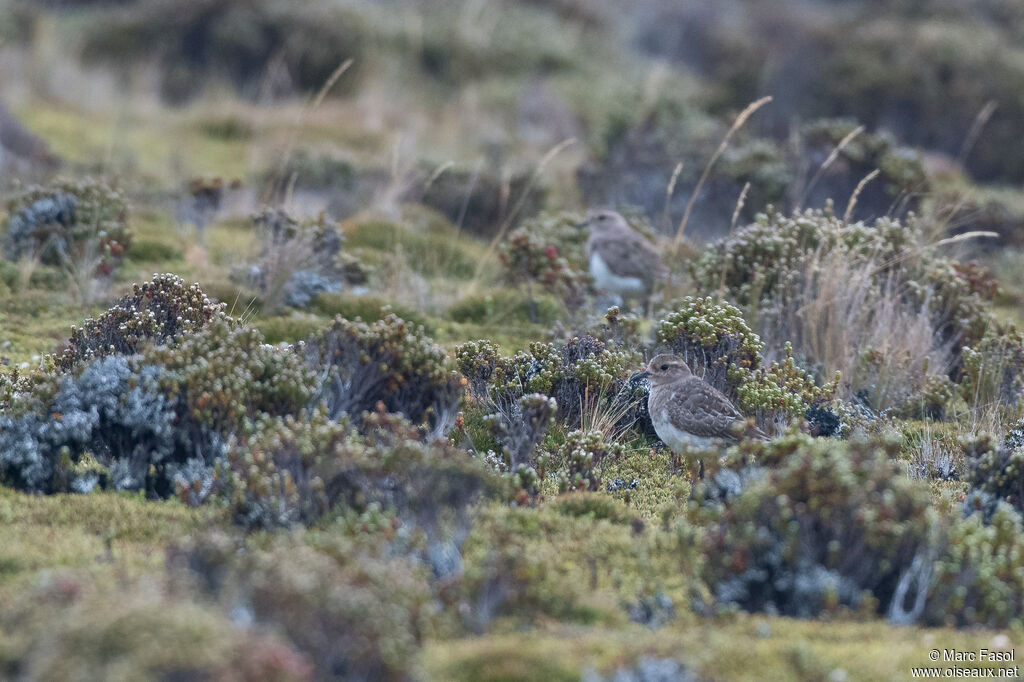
{"left": 2, "top": 1, "right": 1024, "bottom": 680}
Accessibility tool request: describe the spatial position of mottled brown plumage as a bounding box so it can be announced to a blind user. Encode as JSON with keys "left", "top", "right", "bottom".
{"left": 641, "top": 353, "right": 766, "bottom": 451}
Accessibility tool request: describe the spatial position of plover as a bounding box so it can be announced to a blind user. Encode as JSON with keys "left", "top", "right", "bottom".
{"left": 582, "top": 210, "right": 664, "bottom": 309}
{"left": 637, "top": 353, "right": 766, "bottom": 451}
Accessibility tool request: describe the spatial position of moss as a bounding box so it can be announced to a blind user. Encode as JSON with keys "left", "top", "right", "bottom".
{"left": 421, "top": 617, "right": 1017, "bottom": 682}
{"left": 460, "top": 503, "right": 702, "bottom": 630}
{"left": 125, "top": 239, "right": 183, "bottom": 263}
{"left": 446, "top": 291, "right": 561, "bottom": 326}
{"left": 0, "top": 486, "right": 208, "bottom": 591}
{"left": 253, "top": 314, "right": 326, "bottom": 346}
{"left": 345, "top": 219, "right": 478, "bottom": 280}
{"left": 311, "top": 293, "right": 431, "bottom": 330}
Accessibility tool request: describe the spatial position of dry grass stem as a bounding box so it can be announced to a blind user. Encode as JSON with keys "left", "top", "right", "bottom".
{"left": 671, "top": 96, "right": 772, "bottom": 249}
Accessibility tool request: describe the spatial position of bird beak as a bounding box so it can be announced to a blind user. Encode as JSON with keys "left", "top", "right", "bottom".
{"left": 631, "top": 370, "right": 650, "bottom": 381}
{"left": 573, "top": 219, "right": 589, "bottom": 229}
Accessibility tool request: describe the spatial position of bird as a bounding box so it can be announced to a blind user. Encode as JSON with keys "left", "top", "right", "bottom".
{"left": 636, "top": 353, "right": 767, "bottom": 452}
{"left": 580, "top": 210, "right": 664, "bottom": 311}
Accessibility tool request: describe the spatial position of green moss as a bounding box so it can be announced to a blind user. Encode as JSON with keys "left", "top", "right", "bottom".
{"left": 253, "top": 314, "right": 327, "bottom": 345}
{"left": 345, "top": 219, "right": 478, "bottom": 279}
{"left": 0, "top": 487, "right": 208, "bottom": 590}
{"left": 126, "top": 239, "right": 183, "bottom": 263}
{"left": 446, "top": 291, "right": 560, "bottom": 325}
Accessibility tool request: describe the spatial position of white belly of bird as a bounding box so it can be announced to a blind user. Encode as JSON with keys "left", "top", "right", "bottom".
{"left": 589, "top": 252, "right": 646, "bottom": 296}
{"left": 653, "top": 408, "right": 715, "bottom": 451}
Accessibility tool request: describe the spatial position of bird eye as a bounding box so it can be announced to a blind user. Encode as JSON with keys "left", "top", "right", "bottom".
{"left": 660, "top": 363, "right": 669, "bottom": 371}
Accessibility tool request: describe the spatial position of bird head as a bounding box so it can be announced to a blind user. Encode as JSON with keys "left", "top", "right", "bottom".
{"left": 577, "top": 209, "right": 629, "bottom": 233}
{"left": 636, "top": 354, "right": 693, "bottom": 386}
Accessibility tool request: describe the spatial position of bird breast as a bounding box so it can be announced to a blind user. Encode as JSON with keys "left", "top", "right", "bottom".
{"left": 589, "top": 252, "right": 646, "bottom": 294}
{"left": 652, "top": 406, "right": 715, "bottom": 451}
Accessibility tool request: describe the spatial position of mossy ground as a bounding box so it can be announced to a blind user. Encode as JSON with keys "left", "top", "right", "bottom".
{"left": 5, "top": 2, "right": 1024, "bottom": 677}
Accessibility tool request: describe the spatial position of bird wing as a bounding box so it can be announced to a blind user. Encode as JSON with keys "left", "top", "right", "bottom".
{"left": 669, "top": 380, "right": 747, "bottom": 439}
{"left": 586, "top": 231, "right": 663, "bottom": 281}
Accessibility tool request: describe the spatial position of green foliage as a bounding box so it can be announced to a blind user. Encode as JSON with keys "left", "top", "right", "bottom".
{"left": 692, "top": 211, "right": 912, "bottom": 311}
{"left": 145, "top": 319, "right": 316, "bottom": 450}
{"left": 691, "top": 209, "right": 1001, "bottom": 411}
{"left": 927, "top": 505, "right": 1024, "bottom": 628}
{"left": 736, "top": 344, "right": 839, "bottom": 426}
{"left": 447, "top": 291, "right": 561, "bottom": 326}
{"left": 0, "top": 318, "right": 311, "bottom": 497}
{"left": 232, "top": 208, "right": 347, "bottom": 313}
{"left": 2, "top": 178, "right": 131, "bottom": 277}
{"left": 58, "top": 273, "right": 226, "bottom": 371}
{"left": 964, "top": 434, "right": 1024, "bottom": 517}
{"left": 270, "top": 149, "right": 355, "bottom": 190}
{"left": 696, "top": 209, "right": 995, "bottom": 355}
{"left": 218, "top": 408, "right": 497, "bottom": 530}
{"left": 345, "top": 219, "right": 477, "bottom": 280}
{"left": 655, "top": 298, "right": 828, "bottom": 425}
{"left": 253, "top": 315, "right": 326, "bottom": 346}
{"left": 655, "top": 296, "right": 763, "bottom": 394}
{"left": 800, "top": 118, "right": 929, "bottom": 207}
{"left": 125, "top": 238, "right": 182, "bottom": 263}
{"left": 459, "top": 503, "right": 702, "bottom": 632}
{"left": 699, "top": 433, "right": 938, "bottom": 620}
{"left": 551, "top": 491, "right": 639, "bottom": 525}
{"left": 554, "top": 429, "right": 623, "bottom": 493}
{"left": 500, "top": 219, "right": 589, "bottom": 315}
{"left": 457, "top": 335, "right": 637, "bottom": 429}
{"left": 483, "top": 393, "right": 557, "bottom": 489}
{"left": 414, "top": 4, "right": 578, "bottom": 84}
{"left": 454, "top": 339, "right": 501, "bottom": 403}
{"left": 303, "top": 314, "right": 462, "bottom": 435}
{"left": 407, "top": 166, "right": 547, "bottom": 237}
{"left": 960, "top": 324, "right": 1024, "bottom": 410}
{"left": 311, "top": 294, "right": 430, "bottom": 331}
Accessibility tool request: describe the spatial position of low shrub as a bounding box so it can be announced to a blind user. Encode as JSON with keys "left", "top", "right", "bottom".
{"left": 2, "top": 178, "right": 131, "bottom": 287}
{"left": 960, "top": 325, "right": 1024, "bottom": 410}
{"left": 402, "top": 165, "right": 547, "bottom": 237}
{"left": 500, "top": 220, "right": 589, "bottom": 318}
{"left": 304, "top": 314, "right": 462, "bottom": 436}
{"left": 655, "top": 296, "right": 763, "bottom": 398}
{"left": 447, "top": 291, "right": 561, "bottom": 326}
{"left": 964, "top": 434, "right": 1024, "bottom": 517}
{"left": 555, "top": 429, "right": 624, "bottom": 493}
{"left": 345, "top": 219, "right": 478, "bottom": 280}
{"left": 457, "top": 335, "right": 639, "bottom": 430}
{"left": 655, "top": 297, "right": 832, "bottom": 428}
{"left": 2, "top": 320, "right": 315, "bottom": 498}
{"left": 483, "top": 393, "right": 557, "bottom": 474}
{"left": 58, "top": 273, "right": 226, "bottom": 371}
{"left": 217, "top": 408, "right": 497, "bottom": 532}
{"left": 126, "top": 238, "right": 182, "bottom": 263}
{"left": 692, "top": 209, "right": 996, "bottom": 410}
{"left": 311, "top": 294, "right": 430, "bottom": 331}
{"left": 459, "top": 503, "right": 703, "bottom": 632}
{"left": 926, "top": 505, "right": 1024, "bottom": 628}
{"left": 699, "top": 433, "right": 939, "bottom": 622}
{"left": 232, "top": 209, "right": 347, "bottom": 313}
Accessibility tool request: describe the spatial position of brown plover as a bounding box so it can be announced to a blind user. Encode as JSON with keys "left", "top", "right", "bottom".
{"left": 582, "top": 210, "right": 664, "bottom": 309}
{"left": 638, "top": 353, "right": 766, "bottom": 451}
